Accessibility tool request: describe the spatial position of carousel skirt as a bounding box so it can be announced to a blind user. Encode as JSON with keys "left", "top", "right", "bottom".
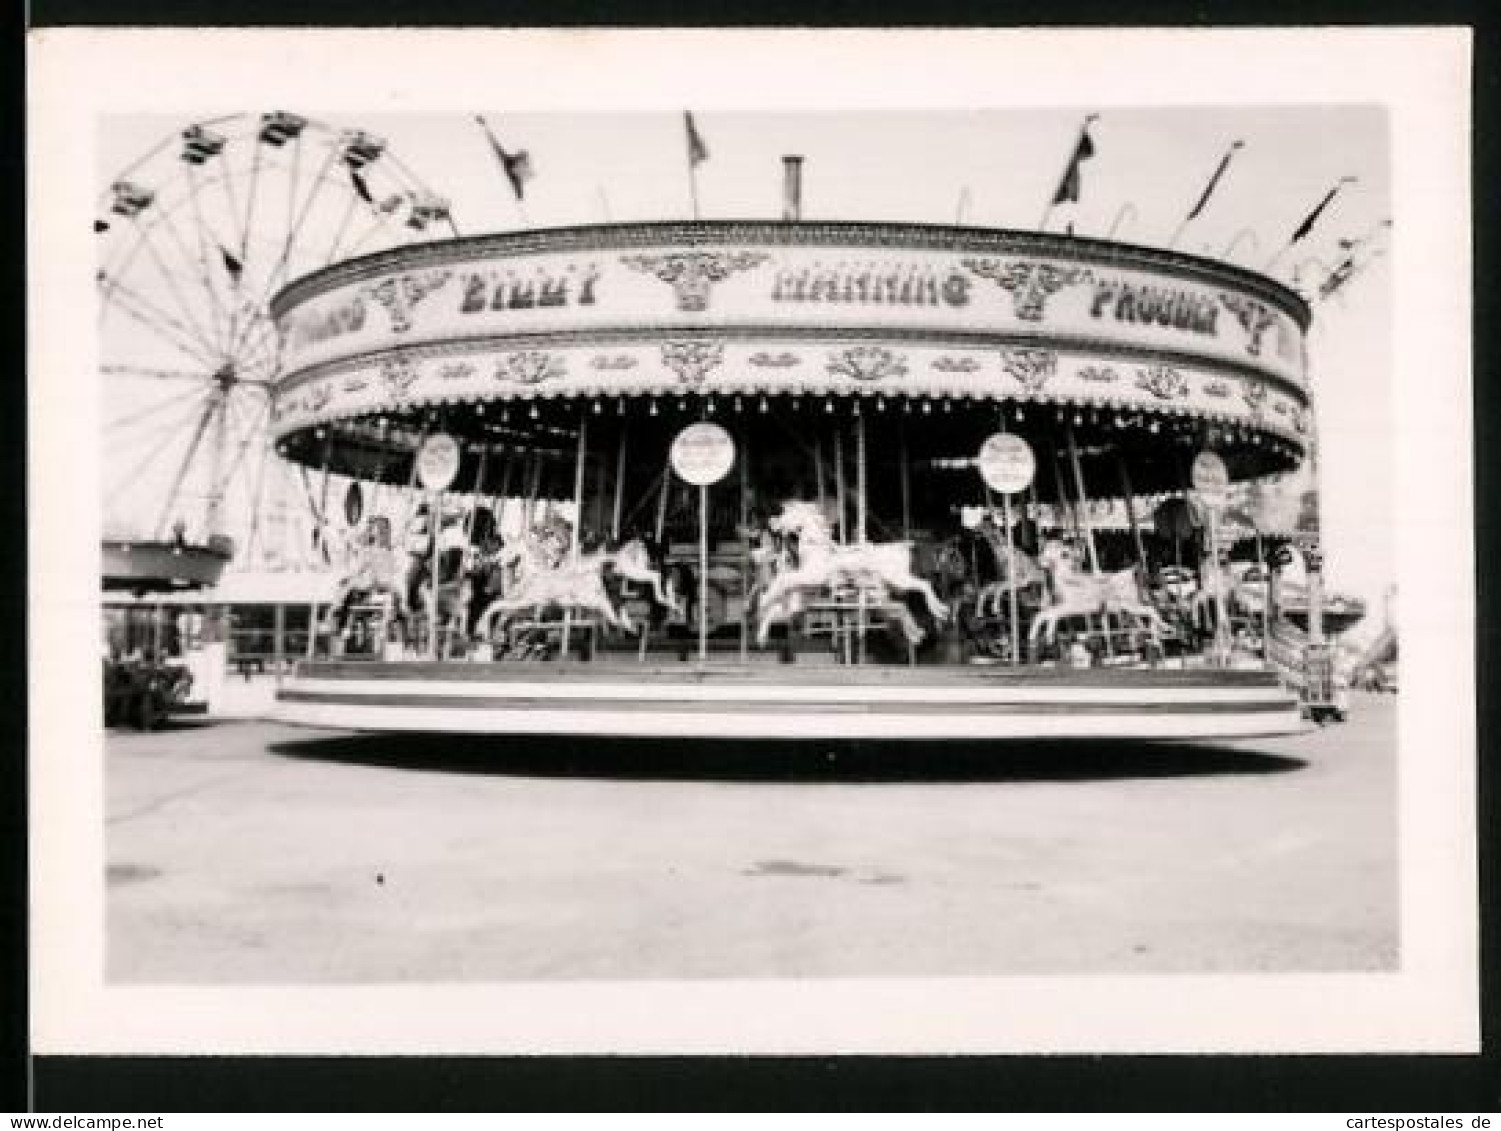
{"left": 275, "top": 661, "right": 1307, "bottom": 741}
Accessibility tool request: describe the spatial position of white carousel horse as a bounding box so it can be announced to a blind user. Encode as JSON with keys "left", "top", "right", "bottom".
{"left": 972, "top": 516, "right": 1046, "bottom": 620}
{"left": 472, "top": 527, "right": 635, "bottom": 640}
{"left": 753, "top": 500, "right": 949, "bottom": 647}
{"left": 325, "top": 518, "right": 412, "bottom": 643}
{"left": 602, "top": 537, "right": 682, "bottom": 617}
{"left": 1029, "top": 540, "right": 1170, "bottom": 649}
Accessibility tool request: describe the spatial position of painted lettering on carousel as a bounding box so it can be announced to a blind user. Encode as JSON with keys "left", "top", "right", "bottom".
{"left": 771, "top": 263, "right": 971, "bottom": 308}
{"left": 1089, "top": 279, "right": 1220, "bottom": 336}
{"left": 284, "top": 294, "right": 367, "bottom": 350}
{"left": 458, "top": 263, "right": 600, "bottom": 315}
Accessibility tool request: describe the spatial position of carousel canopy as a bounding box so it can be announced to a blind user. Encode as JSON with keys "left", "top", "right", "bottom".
{"left": 268, "top": 220, "right": 1314, "bottom": 503}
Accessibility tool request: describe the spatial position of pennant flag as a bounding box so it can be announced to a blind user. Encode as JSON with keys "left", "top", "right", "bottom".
{"left": 1186, "top": 140, "right": 1244, "bottom": 221}
{"left": 1050, "top": 117, "right": 1097, "bottom": 206}
{"left": 685, "top": 112, "right": 710, "bottom": 167}
{"left": 476, "top": 116, "right": 534, "bottom": 202}
{"left": 1290, "top": 177, "right": 1354, "bottom": 244}
{"left": 219, "top": 245, "right": 244, "bottom": 283}
{"left": 349, "top": 166, "right": 374, "bottom": 204}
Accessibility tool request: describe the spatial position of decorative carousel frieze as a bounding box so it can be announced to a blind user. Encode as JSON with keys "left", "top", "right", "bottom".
{"left": 827, "top": 344, "right": 908, "bottom": 383}
{"left": 272, "top": 222, "right": 1310, "bottom": 395}
{"left": 660, "top": 340, "right": 725, "bottom": 385}
{"left": 962, "top": 258, "right": 1092, "bottom": 321}
{"left": 620, "top": 250, "right": 769, "bottom": 312}
{"left": 999, "top": 347, "right": 1059, "bottom": 393}
{"left": 748, "top": 350, "right": 801, "bottom": 369}
{"left": 494, "top": 350, "right": 566, "bottom": 386}
{"left": 1134, "top": 363, "right": 1189, "bottom": 401}
{"left": 364, "top": 269, "right": 451, "bottom": 333}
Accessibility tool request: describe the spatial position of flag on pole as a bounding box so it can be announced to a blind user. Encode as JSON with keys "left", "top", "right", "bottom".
{"left": 1050, "top": 116, "right": 1097, "bottom": 206}
{"left": 349, "top": 166, "right": 374, "bottom": 204}
{"left": 1186, "top": 140, "right": 1244, "bottom": 221}
{"left": 219, "top": 245, "right": 244, "bottom": 284}
{"left": 1290, "top": 177, "right": 1353, "bottom": 244}
{"left": 476, "top": 115, "right": 534, "bottom": 201}
{"left": 685, "top": 112, "right": 710, "bottom": 167}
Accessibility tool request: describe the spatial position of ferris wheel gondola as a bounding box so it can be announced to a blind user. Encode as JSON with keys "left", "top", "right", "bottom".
{"left": 98, "top": 113, "right": 456, "bottom": 587}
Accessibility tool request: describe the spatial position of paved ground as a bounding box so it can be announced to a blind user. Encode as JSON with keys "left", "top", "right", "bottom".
{"left": 106, "top": 693, "right": 1397, "bottom": 981}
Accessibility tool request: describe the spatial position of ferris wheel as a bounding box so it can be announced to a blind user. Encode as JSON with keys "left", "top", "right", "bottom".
{"left": 98, "top": 112, "right": 456, "bottom": 573}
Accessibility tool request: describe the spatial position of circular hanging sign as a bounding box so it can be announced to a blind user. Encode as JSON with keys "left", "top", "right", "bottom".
{"left": 1191, "top": 450, "right": 1230, "bottom": 507}
{"left": 977, "top": 433, "right": 1036, "bottom": 495}
{"left": 670, "top": 422, "right": 736, "bottom": 486}
{"left": 343, "top": 482, "right": 364, "bottom": 527}
{"left": 415, "top": 433, "right": 461, "bottom": 492}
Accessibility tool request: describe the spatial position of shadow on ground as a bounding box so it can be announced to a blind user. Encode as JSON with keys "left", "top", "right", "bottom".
{"left": 267, "top": 731, "right": 1306, "bottom": 783}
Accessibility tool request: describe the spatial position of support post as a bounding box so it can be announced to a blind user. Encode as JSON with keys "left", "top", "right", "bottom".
{"left": 739, "top": 425, "right": 750, "bottom": 663}
{"left": 561, "top": 412, "right": 588, "bottom": 660}
{"left": 611, "top": 422, "right": 628, "bottom": 541}
{"left": 855, "top": 410, "right": 868, "bottom": 664}
{"left": 833, "top": 425, "right": 847, "bottom": 545}
{"left": 1000, "top": 490, "right": 1021, "bottom": 666}
{"left": 698, "top": 483, "right": 709, "bottom": 663}
{"left": 1066, "top": 423, "right": 1113, "bottom": 660}
{"left": 898, "top": 418, "right": 912, "bottom": 538}
{"left": 427, "top": 488, "right": 441, "bottom": 661}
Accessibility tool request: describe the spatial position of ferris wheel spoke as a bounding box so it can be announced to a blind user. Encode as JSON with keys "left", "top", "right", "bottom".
{"left": 218, "top": 394, "right": 269, "bottom": 491}
{"left": 238, "top": 137, "right": 266, "bottom": 265}
{"left": 106, "top": 381, "right": 210, "bottom": 434}
{"left": 153, "top": 392, "right": 222, "bottom": 538}
{"left": 242, "top": 430, "right": 275, "bottom": 561}
{"left": 238, "top": 142, "right": 345, "bottom": 353}
{"left": 181, "top": 164, "right": 235, "bottom": 352}
{"left": 129, "top": 216, "right": 222, "bottom": 361}
{"left": 102, "top": 363, "right": 209, "bottom": 382}
{"left": 100, "top": 271, "right": 223, "bottom": 369}
{"left": 323, "top": 189, "right": 362, "bottom": 266}
{"left": 154, "top": 203, "right": 235, "bottom": 358}
{"left": 104, "top": 390, "right": 215, "bottom": 508}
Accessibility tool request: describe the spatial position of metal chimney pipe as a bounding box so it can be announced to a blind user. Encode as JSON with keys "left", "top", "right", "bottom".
{"left": 782, "top": 155, "right": 804, "bottom": 222}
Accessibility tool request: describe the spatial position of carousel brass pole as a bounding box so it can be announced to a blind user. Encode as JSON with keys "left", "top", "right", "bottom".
{"left": 1000, "top": 488, "right": 1021, "bottom": 666}
{"left": 833, "top": 426, "right": 847, "bottom": 545}
{"left": 1115, "top": 450, "right": 1149, "bottom": 576}
{"left": 561, "top": 410, "right": 588, "bottom": 661}
{"left": 640, "top": 455, "right": 673, "bottom": 663}
{"left": 611, "top": 421, "right": 628, "bottom": 542}
{"left": 1116, "top": 447, "right": 1161, "bottom": 663}
{"left": 996, "top": 407, "right": 1022, "bottom": 666}
{"left": 814, "top": 434, "right": 827, "bottom": 515}
{"left": 698, "top": 482, "right": 709, "bottom": 663}
{"left": 898, "top": 415, "right": 912, "bottom": 538}
{"left": 739, "top": 423, "right": 750, "bottom": 663}
{"left": 1066, "top": 422, "right": 1113, "bottom": 660}
{"left": 428, "top": 483, "right": 441, "bottom": 661}
{"left": 833, "top": 423, "right": 849, "bottom": 663}
{"left": 855, "top": 408, "right": 868, "bottom": 664}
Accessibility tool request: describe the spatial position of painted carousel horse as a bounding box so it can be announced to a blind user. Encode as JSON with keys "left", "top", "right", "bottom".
{"left": 753, "top": 500, "right": 949, "bottom": 647}
{"left": 472, "top": 524, "right": 634, "bottom": 641}
{"left": 599, "top": 534, "right": 683, "bottom": 618}
{"left": 972, "top": 514, "right": 1047, "bottom": 620}
{"left": 412, "top": 540, "right": 477, "bottom": 656}
{"left": 325, "top": 517, "right": 411, "bottom": 643}
{"left": 1029, "top": 540, "right": 1170, "bottom": 651}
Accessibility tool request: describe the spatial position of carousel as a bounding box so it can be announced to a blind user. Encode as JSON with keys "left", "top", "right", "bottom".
{"left": 268, "top": 216, "right": 1319, "bottom": 739}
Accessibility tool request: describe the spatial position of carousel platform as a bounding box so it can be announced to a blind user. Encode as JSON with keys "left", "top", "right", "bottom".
{"left": 274, "top": 660, "right": 1307, "bottom": 741}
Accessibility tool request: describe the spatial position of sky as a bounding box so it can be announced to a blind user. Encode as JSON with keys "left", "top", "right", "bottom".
{"left": 98, "top": 107, "right": 1393, "bottom": 616}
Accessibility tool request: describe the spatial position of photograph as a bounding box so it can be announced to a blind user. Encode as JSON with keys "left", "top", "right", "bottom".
{"left": 28, "top": 27, "right": 1474, "bottom": 1055}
